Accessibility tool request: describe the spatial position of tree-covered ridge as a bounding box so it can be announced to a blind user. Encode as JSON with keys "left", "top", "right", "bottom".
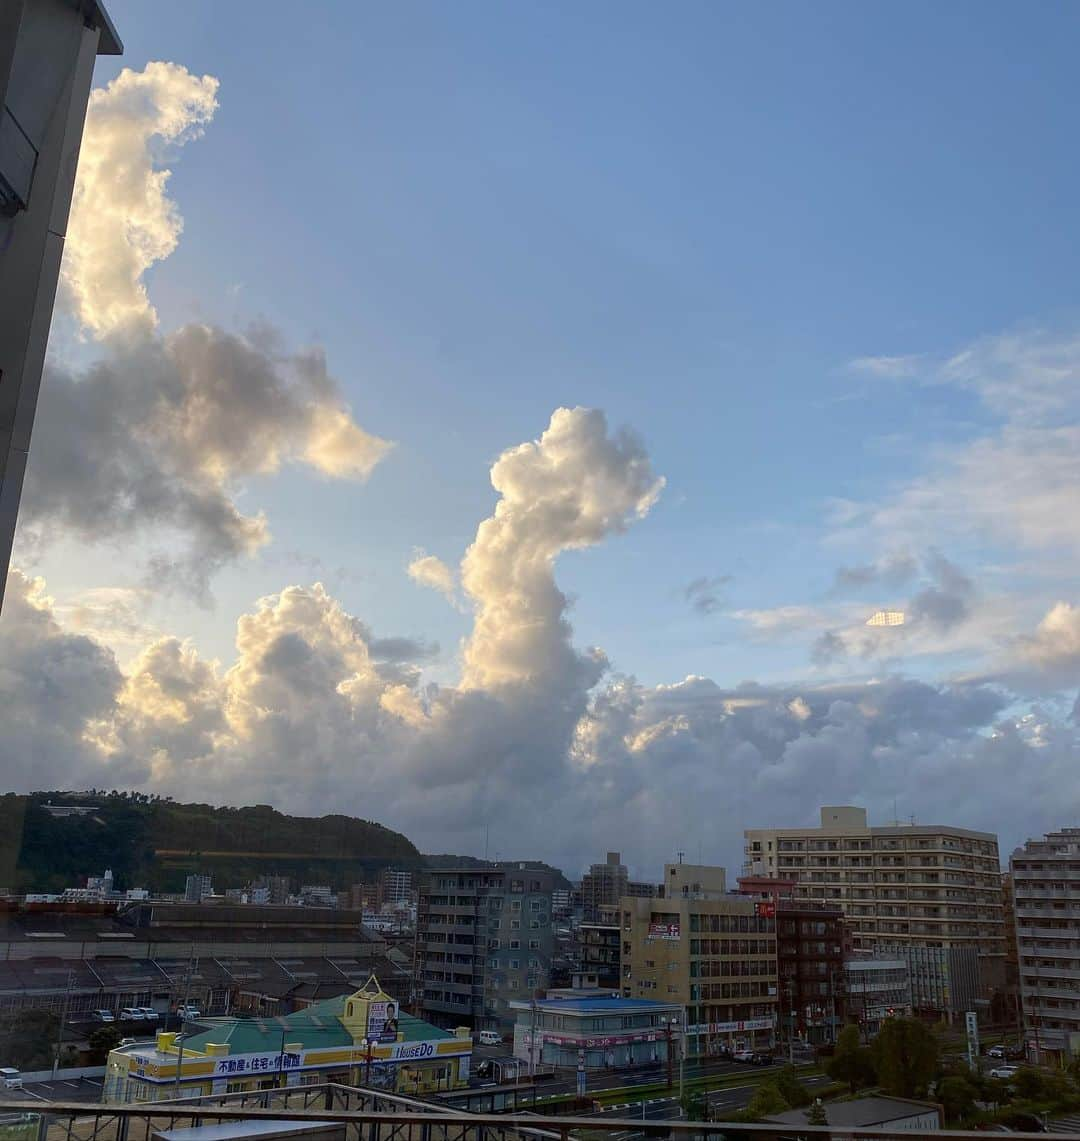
{"left": 0, "top": 791, "right": 420, "bottom": 893}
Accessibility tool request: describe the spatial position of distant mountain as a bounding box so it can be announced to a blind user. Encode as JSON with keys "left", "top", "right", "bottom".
{"left": 0, "top": 792, "right": 421, "bottom": 894}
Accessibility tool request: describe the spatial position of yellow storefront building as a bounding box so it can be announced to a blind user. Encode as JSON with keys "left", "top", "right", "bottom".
{"left": 103, "top": 978, "right": 471, "bottom": 1103}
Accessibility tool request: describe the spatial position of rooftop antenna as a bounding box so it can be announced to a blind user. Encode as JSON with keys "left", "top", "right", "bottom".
{"left": 677, "top": 851, "right": 685, "bottom": 864}
{"left": 484, "top": 821, "right": 490, "bottom": 862}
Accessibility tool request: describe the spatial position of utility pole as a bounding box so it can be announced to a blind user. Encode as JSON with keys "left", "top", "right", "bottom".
{"left": 529, "top": 999, "right": 537, "bottom": 1079}
{"left": 665, "top": 1020, "right": 674, "bottom": 1090}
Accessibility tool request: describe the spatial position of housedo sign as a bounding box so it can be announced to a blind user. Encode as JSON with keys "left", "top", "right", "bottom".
{"left": 646, "top": 922, "right": 680, "bottom": 941}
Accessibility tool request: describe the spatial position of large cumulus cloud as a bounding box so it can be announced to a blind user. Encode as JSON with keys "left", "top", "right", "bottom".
{"left": 20, "top": 63, "right": 391, "bottom": 597}
{"left": 6, "top": 406, "right": 1080, "bottom": 873}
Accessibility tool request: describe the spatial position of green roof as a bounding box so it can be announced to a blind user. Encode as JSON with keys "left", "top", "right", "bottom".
{"left": 181, "top": 995, "right": 454, "bottom": 1056}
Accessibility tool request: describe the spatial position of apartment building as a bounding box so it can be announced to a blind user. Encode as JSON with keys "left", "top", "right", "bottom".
{"left": 620, "top": 895, "right": 777, "bottom": 1055}
{"left": 415, "top": 864, "right": 556, "bottom": 1031}
{"left": 744, "top": 806, "right": 1003, "bottom": 1019}
{"left": 744, "top": 806, "right": 1003, "bottom": 951}
{"left": 661, "top": 862, "right": 727, "bottom": 900}
{"left": 577, "top": 921, "right": 621, "bottom": 991}
{"left": 379, "top": 868, "right": 414, "bottom": 907}
{"left": 1010, "top": 828, "right": 1080, "bottom": 1062}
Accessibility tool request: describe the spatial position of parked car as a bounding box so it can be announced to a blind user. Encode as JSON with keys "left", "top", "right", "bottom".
{"left": 0, "top": 1069, "right": 22, "bottom": 1090}
{"left": 138, "top": 1007, "right": 159, "bottom": 1023}
{"left": 989, "top": 1065, "right": 1019, "bottom": 1081}
{"left": 751, "top": 1052, "right": 774, "bottom": 1065}
{"left": 176, "top": 1005, "right": 202, "bottom": 1021}
{"left": 477, "top": 1030, "right": 502, "bottom": 1046}
{"left": 91, "top": 1010, "right": 115, "bottom": 1023}
{"left": 119, "top": 1007, "right": 145, "bottom": 1021}
{"left": 733, "top": 1050, "right": 756, "bottom": 1063}
{"left": 987, "top": 1045, "right": 1006, "bottom": 1058}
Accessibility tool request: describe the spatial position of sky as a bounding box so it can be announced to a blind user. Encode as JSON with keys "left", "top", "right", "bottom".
{"left": 7, "top": 1, "right": 1080, "bottom": 879}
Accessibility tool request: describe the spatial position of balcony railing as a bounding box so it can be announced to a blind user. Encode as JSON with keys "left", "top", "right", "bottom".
{"left": 2, "top": 1084, "right": 1073, "bottom": 1141}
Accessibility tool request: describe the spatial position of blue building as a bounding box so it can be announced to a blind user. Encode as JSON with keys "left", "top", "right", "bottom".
{"left": 508, "top": 993, "right": 683, "bottom": 1070}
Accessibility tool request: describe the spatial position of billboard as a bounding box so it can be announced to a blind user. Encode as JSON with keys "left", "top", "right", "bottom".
{"left": 647, "top": 922, "right": 681, "bottom": 941}
{"left": 755, "top": 901, "right": 776, "bottom": 919}
{"left": 366, "top": 998, "right": 401, "bottom": 1043}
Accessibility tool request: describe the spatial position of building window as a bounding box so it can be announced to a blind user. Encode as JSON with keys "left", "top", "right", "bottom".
{"left": 511, "top": 900, "right": 522, "bottom": 911}
{"left": 510, "top": 940, "right": 520, "bottom": 949}
{"left": 510, "top": 959, "right": 520, "bottom": 968}
{"left": 529, "top": 939, "right": 540, "bottom": 949}
{"left": 511, "top": 919, "right": 521, "bottom": 929}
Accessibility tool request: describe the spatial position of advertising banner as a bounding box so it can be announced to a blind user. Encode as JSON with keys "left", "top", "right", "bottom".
{"left": 647, "top": 922, "right": 681, "bottom": 941}
{"left": 366, "top": 999, "right": 401, "bottom": 1043}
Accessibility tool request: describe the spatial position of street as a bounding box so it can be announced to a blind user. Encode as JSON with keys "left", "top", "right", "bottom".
{"left": 0, "top": 1078, "right": 104, "bottom": 1105}
{"left": 596, "top": 1074, "right": 834, "bottom": 1139}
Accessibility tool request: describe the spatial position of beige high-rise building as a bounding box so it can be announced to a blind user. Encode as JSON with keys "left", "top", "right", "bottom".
{"left": 620, "top": 894, "right": 777, "bottom": 1054}
{"left": 662, "top": 862, "right": 727, "bottom": 900}
{"left": 744, "top": 806, "right": 1003, "bottom": 951}
{"left": 1010, "top": 828, "right": 1080, "bottom": 1063}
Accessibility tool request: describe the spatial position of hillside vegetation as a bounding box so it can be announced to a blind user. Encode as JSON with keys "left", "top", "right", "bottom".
{"left": 0, "top": 792, "right": 420, "bottom": 893}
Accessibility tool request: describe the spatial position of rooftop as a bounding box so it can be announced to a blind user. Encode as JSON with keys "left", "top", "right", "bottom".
{"left": 767, "top": 1096, "right": 939, "bottom": 1128}
{"left": 509, "top": 996, "right": 680, "bottom": 1014}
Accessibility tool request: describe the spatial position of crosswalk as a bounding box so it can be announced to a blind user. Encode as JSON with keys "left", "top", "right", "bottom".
{"left": 1048, "top": 1111, "right": 1080, "bottom": 1133}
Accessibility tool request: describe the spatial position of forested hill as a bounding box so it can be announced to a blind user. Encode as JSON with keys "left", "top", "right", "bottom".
{"left": 0, "top": 792, "right": 420, "bottom": 893}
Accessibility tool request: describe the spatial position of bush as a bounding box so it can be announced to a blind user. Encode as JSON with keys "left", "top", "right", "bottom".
{"left": 775, "top": 1064, "right": 812, "bottom": 1107}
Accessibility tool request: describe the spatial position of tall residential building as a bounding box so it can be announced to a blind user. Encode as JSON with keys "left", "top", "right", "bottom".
{"left": 378, "top": 868, "right": 413, "bottom": 907}
{"left": 415, "top": 864, "right": 556, "bottom": 1031}
{"left": 581, "top": 852, "right": 629, "bottom": 922}
{"left": 184, "top": 874, "right": 212, "bottom": 902}
{"left": 620, "top": 894, "right": 777, "bottom": 1054}
{"left": 661, "top": 862, "right": 727, "bottom": 900}
{"left": 744, "top": 806, "right": 1003, "bottom": 949}
{"left": 1010, "top": 828, "right": 1080, "bottom": 1063}
{"left": 0, "top": 0, "right": 121, "bottom": 609}
{"left": 744, "top": 806, "right": 1003, "bottom": 1019}
{"left": 576, "top": 921, "right": 621, "bottom": 991}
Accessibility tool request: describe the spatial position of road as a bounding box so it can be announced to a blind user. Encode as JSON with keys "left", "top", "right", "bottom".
{"left": 596, "top": 1074, "right": 834, "bottom": 1139}
{"left": 0, "top": 1077, "right": 104, "bottom": 1105}
{"left": 505, "top": 1053, "right": 816, "bottom": 1100}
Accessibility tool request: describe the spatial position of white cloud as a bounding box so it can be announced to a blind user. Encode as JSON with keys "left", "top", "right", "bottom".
{"left": 62, "top": 62, "right": 219, "bottom": 340}
{"left": 848, "top": 354, "right": 924, "bottom": 379}
{"left": 24, "top": 64, "right": 393, "bottom": 598}
{"left": 407, "top": 551, "right": 458, "bottom": 604}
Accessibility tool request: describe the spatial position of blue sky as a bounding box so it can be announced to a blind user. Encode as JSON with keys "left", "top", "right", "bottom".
{"left": 10, "top": 1, "right": 1080, "bottom": 870}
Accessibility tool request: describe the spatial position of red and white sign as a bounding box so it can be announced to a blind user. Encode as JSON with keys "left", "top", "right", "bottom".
{"left": 755, "top": 901, "right": 776, "bottom": 919}
{"left": 647, "top": 922, "right": 681, "bottom": 941}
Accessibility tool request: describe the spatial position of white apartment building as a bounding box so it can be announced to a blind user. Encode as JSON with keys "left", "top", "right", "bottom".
{"left": 745, "top": 806, "right": 1003, "bottom": 950}
{"left": 1010, "top": 828, "right": 1080, "bottom": 1062}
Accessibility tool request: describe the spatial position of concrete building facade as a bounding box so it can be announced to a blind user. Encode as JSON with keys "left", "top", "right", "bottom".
{"left": 0, "top": 0, "right": 121, "bottom": 609}
{"left": 415, "top": 864, "right": 556, "bottom": 1032}
{"left": 661, "top": 863, "right": 727, "bottom": 901}
{"left": 844, "top": 956, "right": 913, "bottom": 1039}
{"left": 620, "top": 895, "right": 777, "bottom": 1055}
{"left": 744, "top": 805, "right": 1004, "bottom": 1018}
{"left": 1010, "top": 828, "right": 1080, "bottom": 1062}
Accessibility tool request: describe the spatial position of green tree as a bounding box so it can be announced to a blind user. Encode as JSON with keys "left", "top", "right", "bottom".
{"left": 872, "top": 1017, "right": 939, "bottom": 1098}
{"left": 87, "top": 1026, "right": 122, "bottom": 1064}
{"left": 805, "top": 1098, "right": 828, "bottom": 1126}
{"left": 1012, "top": 1066, "right": 1045, "bottom": 1101}
{"left": 776, "top": 1063, "right": 812, "bottom": 1107}
{"left": 742, "top": 1080, "right": 790, "bottom": 1121}
{"left": 680, "top": 1089, "right": 708, "bottom": 1121}
{"left": 0, "top": 1009, "right": 58, "bottom": 1070}
{"left": 827, "top": 1025, "right": 876, "bottom": 1094}
{"left": 938, "top": 1075, "right": 978, "bottom": 1123}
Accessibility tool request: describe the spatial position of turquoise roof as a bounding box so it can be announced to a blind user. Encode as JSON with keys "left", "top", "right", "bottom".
{"left": 182, "top": 994, "right": 454, "bottom": 1055}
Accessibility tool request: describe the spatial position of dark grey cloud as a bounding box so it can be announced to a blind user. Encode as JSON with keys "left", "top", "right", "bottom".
{"left": 19, "top": 324, "right": 390, "bottom": 601}
{"left": 683, "top": 575, "right": 732, "bottom": 615}
{"left": 831, "top": 553, "right": 917, "bottom": 594}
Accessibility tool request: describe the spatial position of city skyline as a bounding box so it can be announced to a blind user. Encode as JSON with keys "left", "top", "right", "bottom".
{"left": 5, "top": 2, "right": 1080, "bottom": 874}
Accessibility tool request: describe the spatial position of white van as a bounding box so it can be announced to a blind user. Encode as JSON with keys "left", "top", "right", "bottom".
{"left": 477, "top": 1030, "right": 502, "bottom": 1047}
{"left": 0, "top": 1069, "right": 22, "bottom": 1090}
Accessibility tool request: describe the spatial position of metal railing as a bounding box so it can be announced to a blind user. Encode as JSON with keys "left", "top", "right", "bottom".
{"left": 0, "top": 1091, "right": 1068, "bottom": 1141}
